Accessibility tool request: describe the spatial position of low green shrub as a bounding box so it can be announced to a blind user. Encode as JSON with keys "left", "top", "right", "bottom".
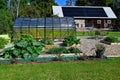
{"left": 47, "top": 47, "right": 68, "bottom": 60}
{"left": 63, "top": 36, "right": 80, "bottom": 46}
{"left": 0, "top": 37, "right": 9, "bottom": 48}
{"left": 104, "top": 36, "right": 120, "bottom": 42}
{"left": 68, "top": 47, "right": 82, "bottom": 53}
{"left": 47, "top": 47, "right": 68, "bottom": 54}
{"left": 41, "top": 38, "right": 54, "bottom": 45}
{"left": 0, "top": 34, "right": 44, "bottom": 59}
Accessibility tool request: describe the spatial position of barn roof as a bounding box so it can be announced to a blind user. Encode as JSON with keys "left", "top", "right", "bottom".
{"left": 52, "top": 6, "right": 117, "bottom": 19}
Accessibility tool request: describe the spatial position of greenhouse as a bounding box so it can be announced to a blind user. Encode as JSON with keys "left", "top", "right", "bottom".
{"left": 13, "top": 17, "right": 76, "bottom": 40}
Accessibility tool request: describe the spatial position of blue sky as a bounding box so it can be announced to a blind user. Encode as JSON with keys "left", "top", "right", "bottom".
{"left": 55, "top": 0, "right": 66, "bottom": 6}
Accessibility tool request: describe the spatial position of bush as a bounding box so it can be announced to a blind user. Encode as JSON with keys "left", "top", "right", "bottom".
{"left": 68, "top": 47, "right": 82, "bottom": 53}
{"left": 0, "top": 37, "right": 9, "bottom": 48}
{"left": 0, "top": 34, "right": 44, "bottom": 59}
{"left": 63, "top": 36, "right": 80, "bottom": 46}
{"left": 47, "top": 47, "right": 68, "bottom": 60}
{"left": 104, "top": 36, "right": 120, "bottom": 42}
{"left": 47, "top": 47, "right": 68, "bottom": 54}
{"left": 41, "top": 38, "right": 54, "bottom": 45}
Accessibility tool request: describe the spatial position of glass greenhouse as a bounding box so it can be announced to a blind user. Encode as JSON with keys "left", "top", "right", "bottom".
{"left": 13, "top": 17, "right": 76, "bottom": 40}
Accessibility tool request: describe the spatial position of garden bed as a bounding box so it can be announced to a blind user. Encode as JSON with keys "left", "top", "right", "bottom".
{"left": 0, "top": 54, "right": 107, "bottom": 64}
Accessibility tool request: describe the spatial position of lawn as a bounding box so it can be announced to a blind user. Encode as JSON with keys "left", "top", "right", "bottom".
{"left": 0, "top": 58, "right": 120, "bottom": 80}
{"left": 76, "top": 30, "right": 120, "bottom": 37}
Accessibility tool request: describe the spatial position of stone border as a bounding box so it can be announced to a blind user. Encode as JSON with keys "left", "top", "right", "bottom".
{"left": 100, "top": 40, "right": 120, "bottom": 45}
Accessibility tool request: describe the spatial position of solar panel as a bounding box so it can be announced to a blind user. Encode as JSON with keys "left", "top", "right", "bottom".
{"left": 62, "top": 7, "right": 108, "bottom": 17}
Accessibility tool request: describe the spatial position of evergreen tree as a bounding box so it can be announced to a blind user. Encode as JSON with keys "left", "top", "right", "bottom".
{"left": 0, "top": 0, "right": 13, "bottom": 34}
{"left": 66, "top": 0, "right": 76, "bottom": 6}
{"left": 75, "top": 0, "right": 92, "bottom": 6}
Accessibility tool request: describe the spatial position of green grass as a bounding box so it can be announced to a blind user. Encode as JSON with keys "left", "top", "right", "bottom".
{"left": 76, "top": 30, "right": 120, "bottom": 37}
{"left": 106, "top": 31, "right": 120, "bottom": 37}
{"left": 0, "top": 58, "right": 120, "bottom": 80}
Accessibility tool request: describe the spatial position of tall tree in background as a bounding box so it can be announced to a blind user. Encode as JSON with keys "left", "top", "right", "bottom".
{"left": 0, "top": 0, "right": 13, "bottom": 34}
{"left": 75, "top": 0, "right": 92, "bottom": 6}
{"left": 9, "top": 0, "right": 57, "bottom": 17}
{"left": 0, "top": 0, "right": 57, "bottom": 34}
{"left": 92, "top": 0, "right": 106, "bottom": 6}
{"left": 66, "top": 0, "right": 76, "bottom": 6}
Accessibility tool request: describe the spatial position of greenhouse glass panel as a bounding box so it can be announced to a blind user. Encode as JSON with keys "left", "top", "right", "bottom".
{"left": 61, "top": 28, "right": 68, "bottom": 38}
{"left": 37, "top": 18, "right": 45, "bottom": 27}
{"left": 22, "top": 18, "right": 31, "bottom": 27}
{"left": 13, "top": 17, "right": 76, "bottom": 40}
{"left": 29, "top": 27, "right": 36, "bottom": 38}
{"left": 46, "top": 28, "right": 53, "bottom": 39}
{"left": 14, "top": 18, "right": 23, "bottom": 27}
{"left": 30, "top": 18, "right": 37, "bottom": 27}
{"left": 54, "top": 28, "right": 61, "bottom": 39}
{"left": 53, "top": 18, "right": 60, "bottom": 24}
{"left": 37, "top": 28, "right": 44, "bottom": 39}
{"left": 21, "top": 27, "right": 29, "bottom": 34}
{"left": 13, "top": 28, "right": 21, "bottom": 38}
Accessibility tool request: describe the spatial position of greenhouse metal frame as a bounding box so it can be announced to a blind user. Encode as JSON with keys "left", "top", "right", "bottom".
{"left": 13, "top": 17, "right": 76, "bottom": 40}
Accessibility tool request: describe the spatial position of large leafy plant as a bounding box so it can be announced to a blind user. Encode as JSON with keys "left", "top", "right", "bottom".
{"left": 0, "top": 37, "right": 9, "bottom": 48}
{"left": 0, "top": 34, "right": 44, "bottom": 59}
{"left": 63, "top": 36, "right": 80, "bottom": 46}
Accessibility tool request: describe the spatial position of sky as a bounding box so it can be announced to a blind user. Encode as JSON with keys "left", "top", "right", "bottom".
{"left": 55, "top": 0, "right": 66, "bottom": 6}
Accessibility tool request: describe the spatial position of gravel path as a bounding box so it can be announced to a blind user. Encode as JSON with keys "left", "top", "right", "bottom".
{"left": 77, "top": 38, "right": 120, "bottom": 57}
{"left": 54, "top": 38, "right": 120, "bottom": 57}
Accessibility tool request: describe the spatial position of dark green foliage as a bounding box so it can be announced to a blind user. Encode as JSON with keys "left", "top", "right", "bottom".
{"left": 0, "top": 0, "right": 8, "bottom": 9}
{"left": 40, "top": 38, "right": 54, "bottom": 45}
{"left": 47, "top": 47, "right": 82, "bottom": 54}
{"left": 0, "top": 38, "right": 9, "bottom": 48}
{"left": 68, "top": 47, "right": 82, "bottom": 53}
{"left": 14, "top": 34, "right": 34, "bottom": 43}
{"left": 63, "top": 36, "right": 80, "bottom": 46}
{"left": 18, "top": 0, "right": 57, "bottom": 17}
{"left": 104, "top": 36, "right": 120, "bottom": 42}
{"left": 75, "top": 0, "right": 92, "bottom": 6}
{"left": 47, "top": 47, "right": 68, "bottom": 54}
{"left": 0, "top": 9, "right": 13, "bottom": 34}
{"left": 0, "top": 34, "right": 44, "bottom": 59}
{"left": 21, "top": 34, "right": 34, "bottom": 42}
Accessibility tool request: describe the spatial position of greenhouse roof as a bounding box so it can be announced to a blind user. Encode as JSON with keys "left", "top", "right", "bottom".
{"left": 52, "top": 6, "right": 117, "bottom": 19}
{"left": 13, "top": 17, "right": 76, "bottom": 28}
